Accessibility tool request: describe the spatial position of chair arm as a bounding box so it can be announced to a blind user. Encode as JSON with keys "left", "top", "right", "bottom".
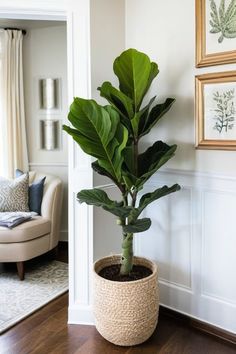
{"left": 41, "top": 177, "right": 63, "bottom": 249}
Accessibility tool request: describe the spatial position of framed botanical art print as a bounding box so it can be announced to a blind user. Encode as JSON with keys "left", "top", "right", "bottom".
{"left": 196, "top": 0, "right": 236, "bottom": 67}
{"left": 196, "top": 71, "right": 236, "bottom": 149}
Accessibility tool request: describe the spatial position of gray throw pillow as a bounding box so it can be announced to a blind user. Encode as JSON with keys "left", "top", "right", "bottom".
{"left": 0, "top": 173, "right": 29, "bottom": 212}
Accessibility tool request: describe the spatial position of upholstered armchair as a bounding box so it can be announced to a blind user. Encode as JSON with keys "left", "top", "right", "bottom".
{"left": 0, "top": 172, "right": 63, "bottom": 280}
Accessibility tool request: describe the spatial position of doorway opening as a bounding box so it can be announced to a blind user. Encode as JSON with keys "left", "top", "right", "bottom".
{"left": 0, "top": 14, "right": 69, "bottom": 334}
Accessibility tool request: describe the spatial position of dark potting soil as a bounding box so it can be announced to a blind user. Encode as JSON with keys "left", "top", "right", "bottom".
{"left": 98, "top": 264, "right": 152, "bottom": 282}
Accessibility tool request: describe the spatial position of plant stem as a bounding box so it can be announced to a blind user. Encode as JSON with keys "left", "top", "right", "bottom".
{"left": 123, "top": 194, "right": 128, "bottom": 207}
{"left": 120, "top": 233, "right": 133, "bottom": 275}
{"left": 132, "top": 191, "right": 137, "bottom": 207}
{"left": 119, "top": 138, "right": 138, "bottom": 275}
{"left": 133, "top": 138, "right": 139, "bottom": 177}
{"left": 120, "top": 193, "right": 133, "bottom": 275}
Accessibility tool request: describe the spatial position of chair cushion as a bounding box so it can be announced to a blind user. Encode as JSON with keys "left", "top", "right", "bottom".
{"left": 0, "top": 173, "right": 29, "bottom": 212}
{"left": 0, "top": 216, "right": 51, "bottom": 243}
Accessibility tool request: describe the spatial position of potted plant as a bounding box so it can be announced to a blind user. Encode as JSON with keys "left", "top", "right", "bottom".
{"left": 63, "top": 48, "right": 180, "bottom": 346}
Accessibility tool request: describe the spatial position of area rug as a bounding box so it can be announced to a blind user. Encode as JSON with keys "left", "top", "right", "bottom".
{"left": 0, "top": 260, "right": 68, "bottom": 334}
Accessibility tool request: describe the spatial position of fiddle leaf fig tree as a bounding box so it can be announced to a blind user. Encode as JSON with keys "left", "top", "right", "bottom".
{"left": 63, "top": 49, "right": 180, "bottom": 276}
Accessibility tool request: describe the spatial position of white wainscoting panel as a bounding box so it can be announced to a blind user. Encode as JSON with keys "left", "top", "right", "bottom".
{"left": 94, "top": 185, "right": 123, "bottom": 262}
{"left": 137, "top": 185, "right": 192, "bottom": 290}
{"left": 133, "top": 169, "right": 236, "bottom": 334}
{"left": 201, "top": 191, "right": 236, "bottom": 305}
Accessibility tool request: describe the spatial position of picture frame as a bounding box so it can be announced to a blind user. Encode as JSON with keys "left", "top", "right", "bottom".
{"left": 196, "top": 71, "right": 236, "bottom": 149}
{"left": 196, "top": 0, "right": 236, "bottom": 67}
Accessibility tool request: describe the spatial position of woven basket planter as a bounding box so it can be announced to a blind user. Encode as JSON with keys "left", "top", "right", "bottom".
{"left": 93, "top": 255, "right": 159, "bottom": 346}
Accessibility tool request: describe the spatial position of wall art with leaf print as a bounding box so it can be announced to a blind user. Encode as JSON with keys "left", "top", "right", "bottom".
{"left": 195, "top": 71, "right": 236, "bottom": 149}
{"left": 196, "top": 0, "right": 236, "bottom": 66}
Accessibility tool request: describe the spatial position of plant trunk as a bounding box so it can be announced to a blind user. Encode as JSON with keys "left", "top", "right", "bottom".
{"left": 120, "top": 233, "right": 133, "bottom": 275}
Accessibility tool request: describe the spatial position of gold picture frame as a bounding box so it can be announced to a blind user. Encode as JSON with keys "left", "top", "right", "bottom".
{"left": 196, "top": 71, "right": 236, "bottom": 149}
{"left": 196, "top": 0, "right": 236, "bottom": 67}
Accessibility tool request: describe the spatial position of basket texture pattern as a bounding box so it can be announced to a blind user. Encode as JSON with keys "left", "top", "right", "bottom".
{"left": 93, "top": 255, "right": 159, "bottom": 346}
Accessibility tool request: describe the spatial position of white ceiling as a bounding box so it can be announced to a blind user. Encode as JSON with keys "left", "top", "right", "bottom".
{"left": 0, "top": 19, "right": 66, "bottom": 31}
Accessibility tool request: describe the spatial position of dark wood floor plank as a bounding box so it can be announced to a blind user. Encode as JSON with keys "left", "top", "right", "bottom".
{"left": 159, "top": 326, "right": 236, "bottom": 354}
{"left": 160, "top": 306, "right": 236, "bottom": 346}
{"left": 7, "top": 307, "right": 68, "bottom": 354}
{"left": 29, "top": 326, "right": 88, "bottom": 354}
{"left": 73, "top": 329, "right": 129, "bottom": 354}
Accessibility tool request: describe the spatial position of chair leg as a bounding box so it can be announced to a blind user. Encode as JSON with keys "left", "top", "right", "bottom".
{"left": 16, "top": 261, "right": 25, "bottom": 280}
{"left": 52, "top": 245, "right": 59, "bottom": 260}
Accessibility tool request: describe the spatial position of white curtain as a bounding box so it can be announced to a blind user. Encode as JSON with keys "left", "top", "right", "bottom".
{"left": 0, "top": 30, "right": 7, "bottom": 176}
{"left": 0, "top": 29, "right": 28, "bottom": 178}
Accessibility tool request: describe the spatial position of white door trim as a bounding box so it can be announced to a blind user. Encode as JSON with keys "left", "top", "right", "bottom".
{"left": 0, "top": 0, "right": 94, "bottom": 325}
{"left": 66, "top": 1, "right": 94, "bottom": 325}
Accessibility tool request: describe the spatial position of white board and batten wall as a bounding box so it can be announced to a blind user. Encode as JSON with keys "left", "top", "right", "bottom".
{"left": 1, "top": 0, "right": 236, "bottom": 335}
{"left": 125, "top": 0, "right": 236, "bottom": 334}
{"left": 89, "top": 0, "right": 236, "bottom": 335}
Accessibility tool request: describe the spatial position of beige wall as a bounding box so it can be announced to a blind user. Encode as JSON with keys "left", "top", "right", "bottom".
{"left": 90, "top": 0, "right": 126, "bottom": 102}
{"left": 125, "top": 0, "right": 236, "bottom": 176}
{"left": 126, "top": 0, "right": 236, "bottom": 176}
{"left": 90, "top": 0, "right": 126, "bottom": 260}
{"left": 23, "top": 23, "right": 68, "bottom": 240}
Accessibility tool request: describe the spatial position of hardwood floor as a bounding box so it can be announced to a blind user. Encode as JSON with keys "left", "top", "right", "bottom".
{"left": 1, "top": 292, "right": 235, "bottom": 354}
{"left": 0, "top": 244, "right": 235, "bottom": 353}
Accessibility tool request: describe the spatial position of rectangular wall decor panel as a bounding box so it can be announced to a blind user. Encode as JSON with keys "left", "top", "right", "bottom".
{"left": 136, "top": 184, "right": 192, "bottom": 290}
{"left": 202, "top": 190, "right": 236, "bottom": 305}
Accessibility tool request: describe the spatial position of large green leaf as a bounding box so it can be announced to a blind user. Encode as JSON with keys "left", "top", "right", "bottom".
{"left": 100, "top": 119, "right": 128, "bottom": 182}
{"left": 92, "top": 160, "right": 126, "bottom": 193}
{"left": 122, "top": 141, "right": 177, "bottom": 191}
{"left": 123, "top": 141, "right": 177, "bottom": 191}
{"left": 134, "top": 184, "right": 181, "bottom": 218}
{"left": 131, "top": 96, "right": 156, "bottom": 137}
{"left": 98, "top": 81, "right": 134, "bottom": 133}
{"left": 113, "top": 48, "right": 159, "bottom": 111}
{"left": 122, "top": 171, "right": 138, "bottom": 190}
{"left": 139, "top": 98, "right": 175, "bottom": 138}
{"left": 92, "top": 161, "right": 117, "bottom": 183}
{"left": 133, "top": 96, "right": 156, "bottom": 137}
{"left": 63, "top": 98, "right": 128, "bottom": 183}
{"left": 123, "top": 218, "right": 151, "bottom": 233}
{"left": 145, "top": 62, "right": 159, "bottom": 96}
{"left": 77, "top": 188, "right": 132, "bottom": 218}
{"left": 68, "top": 98, "right": 117, "bottom": 142}
{"left": 123, "top": 144, "right": 135, "bottom": 176}
{"left": 137, "top": 141, "right": 177, "bottom": 188}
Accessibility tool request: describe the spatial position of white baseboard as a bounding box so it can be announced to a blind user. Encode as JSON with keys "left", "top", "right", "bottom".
{"left": 68, "top": 304, "right": 94, "bottom": 325}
